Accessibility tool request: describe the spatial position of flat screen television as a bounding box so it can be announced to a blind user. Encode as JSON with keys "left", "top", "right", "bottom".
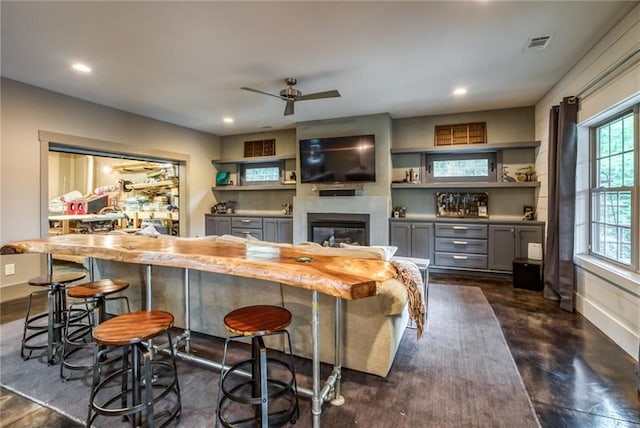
{"left": 299, "top": 134, "right": 376, "bottom": 183}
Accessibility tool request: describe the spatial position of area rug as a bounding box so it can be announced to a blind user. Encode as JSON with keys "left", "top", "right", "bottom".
{"left": 0, "top": 285, "right": 540, "bottom": 427}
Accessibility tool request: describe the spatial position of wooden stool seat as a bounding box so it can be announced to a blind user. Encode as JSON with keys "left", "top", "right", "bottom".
{"left": 223, "top": 305, "right": 291, "bottom": 336}
{"left": 28, "top": 271, "right": 86, "bottom": 287}
{"left": 60, "top": 279, "right": 130, "bottom": 381}
{"left": 67, "top": 279, "right": 129, "bottom": 299}
{"left": 93, "top": 310, "right": 174, "bottom": 346}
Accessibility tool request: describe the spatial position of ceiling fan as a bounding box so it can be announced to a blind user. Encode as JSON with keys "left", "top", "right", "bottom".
{"left": 241, "top": 77, "right": 341, "bottom": 116}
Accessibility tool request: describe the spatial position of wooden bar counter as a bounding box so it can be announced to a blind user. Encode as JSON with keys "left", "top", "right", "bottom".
{"left": 1, "top": 234, "right": 396, "bottom": 300}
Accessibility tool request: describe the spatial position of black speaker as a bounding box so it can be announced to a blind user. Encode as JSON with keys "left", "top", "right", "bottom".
{"left": 318, "top": 189, "right": 356, "bottom": 197}
{"left": 512, "top": 258, "right": 543, "bottom": 291}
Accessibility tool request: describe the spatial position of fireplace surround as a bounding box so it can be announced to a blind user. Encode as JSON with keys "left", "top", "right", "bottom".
{"left": 293, "top": 196, "right": 390, "bottom": 246}
{"left": 307, "top": 213, "right": 370, "bottom": 247}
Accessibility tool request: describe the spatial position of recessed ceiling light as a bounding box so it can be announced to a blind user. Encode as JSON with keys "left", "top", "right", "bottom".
{"left": 453, "top": 87, "right": 468, "bottom": 96}
{"left": 223, "top": 117, "right": 234, "bottom": 124}
{"left": 72, "top": 63, "right": 92, "bottom": 73}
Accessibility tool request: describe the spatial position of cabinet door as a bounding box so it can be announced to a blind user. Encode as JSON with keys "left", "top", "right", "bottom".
{"left": 488, "top": 225, "right": 515, "bottom": 271}
{"left": 205, "top": 216, "right": 231, "bottom": 236}
{"left": 263, "top": 218, "right": 277, "bottom": 242}
{"left": 411, "top": 223, "right": 433, "bottom": 261}
{"left": 389, "top": 222, "right": 411, "bottom": 257}
{"left": 515, "top": 226, "right": 543, "bottom": 259}
{"left": 205, "top": 216, "right": 216, "bottom": 236}
{"left": 263, "top": 218, "right": 293, "bottom": 243}
{"left": 277, "top": 219, "right": 293, "bottom": 244}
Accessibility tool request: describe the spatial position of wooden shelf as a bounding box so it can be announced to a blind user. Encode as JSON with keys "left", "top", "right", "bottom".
{"left": 128, "top": 179, "right": 178, "bottom": 190}
{"left": 211, "top": 184, "right": 296, "bottom": 191}
{"left": 391, "top": 181, "right": 540, "bottom": 189}
{"left": 211, "top": 154, "right": 295, "bottom": 165}
{"left": 390, "top": 141, "right": 540, "bottom": 155}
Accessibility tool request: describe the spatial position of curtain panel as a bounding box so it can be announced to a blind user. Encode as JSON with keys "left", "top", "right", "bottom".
{"left": 544, "top": 96, "right": 578, "bottom": 312}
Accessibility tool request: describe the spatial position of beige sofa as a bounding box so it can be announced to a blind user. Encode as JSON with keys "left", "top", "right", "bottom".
{"left": 90, "top": 235, "right": 413, "bottom": 377}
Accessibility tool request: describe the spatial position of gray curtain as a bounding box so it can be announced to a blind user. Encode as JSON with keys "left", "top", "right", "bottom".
{"left": 544, "top": 96, "right": 578, "bottom": 312}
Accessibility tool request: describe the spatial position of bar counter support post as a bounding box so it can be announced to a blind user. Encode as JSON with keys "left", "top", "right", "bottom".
{"left": 88, "top": 257, "right": 95, "bottom": 282}
{"left": 145, "top": 264, "right": 153, "bottom": 357}
{"left": 312, "top": 290, "right": 321, "bottom": 428}
{"left": 47, "top": 253, "right": 53, "bottom": 277}
{"left": 331, "top": 297, "right": 344, "bottom": 405}
{"left": 183, "top": 269, "right": 191, "bottom": 353}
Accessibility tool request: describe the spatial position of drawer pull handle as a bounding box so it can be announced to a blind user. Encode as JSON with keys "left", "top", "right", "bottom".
{"left": 241, "top": 220, "right": 251, "bottom": 223}
{"left": 453, "top": 255, "right": 468, "bottom": 260}
{"left": 452, "top": 226, "right": 468, "bottom": 230}
{"left": 453, "top": 241, "right": 468, "bottom": 245}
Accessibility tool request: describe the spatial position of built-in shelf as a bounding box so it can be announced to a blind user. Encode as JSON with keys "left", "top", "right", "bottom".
{"left": 211, "top": 184, "right": 296, "bottom": 191}
{"left": 391, "top": 181, "right": 540, "bottom": 189}
{"left": 128, "top": 179, "right": 178, "bottom": 190}
{"left": 390, "top": 141, "right": 540, "bottom": 155}
{"left": 211, "top": 154, "right": 296, "bottom": 165}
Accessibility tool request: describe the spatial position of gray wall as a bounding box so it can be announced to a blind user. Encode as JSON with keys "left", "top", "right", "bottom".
{"left": 1, "top": 78, "right": 220, "bottom": 293}
{"left": 393, "top": 107, "right": 535, "bottom": 149}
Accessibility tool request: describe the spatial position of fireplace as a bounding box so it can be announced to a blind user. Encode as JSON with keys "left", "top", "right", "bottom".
{"left": 307, "top": 213, "right": 370, "bottom": 247}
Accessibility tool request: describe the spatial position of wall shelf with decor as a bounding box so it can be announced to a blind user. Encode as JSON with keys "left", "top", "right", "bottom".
{"left": 211, "top": 184, "right": 296, "bottom": 192}
{"left": 391, "top": 181, "right": 540, "bottom": 189}
{"left": 211, "top": 154, "right": 297, "bottom": 191}
{"left": 390, "top": 140, "right": 540, "bottom": 155}
{"left": 390, "top": 139, "right": 542, "bottom": 221}
{"left": 210, "top": 154, "right": 296, "bottom": 165}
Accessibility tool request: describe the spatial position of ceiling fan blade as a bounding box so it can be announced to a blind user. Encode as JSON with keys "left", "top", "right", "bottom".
{"left": 296, "top": 90, "right": 341, "bottom": 101}
{"left": 284, "top": 99, "right": 295, "bottom": 116}
{"left": 240, "top": 87, "right": 285, "bottom": 100}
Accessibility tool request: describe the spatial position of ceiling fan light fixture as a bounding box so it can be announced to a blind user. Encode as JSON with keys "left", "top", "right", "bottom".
{"left": 241, "top": 77, "right": 341, "bottom": 116}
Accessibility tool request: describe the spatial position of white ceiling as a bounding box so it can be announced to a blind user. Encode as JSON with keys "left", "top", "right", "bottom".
{"left": 1, "top": 1, "right": 636, "bottom": 136}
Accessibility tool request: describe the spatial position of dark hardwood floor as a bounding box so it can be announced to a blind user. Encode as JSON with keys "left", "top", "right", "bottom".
{"left": 1, "top": 272, "right": 638, "bottom": 427}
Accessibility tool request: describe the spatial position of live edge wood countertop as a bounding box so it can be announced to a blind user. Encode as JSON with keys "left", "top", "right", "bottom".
{"left": 1, "top": 235, "right": 396, "bottom": 300}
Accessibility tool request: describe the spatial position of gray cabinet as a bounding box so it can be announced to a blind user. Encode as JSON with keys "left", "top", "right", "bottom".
{"left": 434, "top": 223, "right": 488, "bottom": 270}
{"left": 205, "top": 215, "right": 231, "bottom": 236}
{"left": 488, "top": 224, "right": 544, "bottom": 272}
{"left": 488, "top": 225, "right": 516, "bottom": 271}
{"left": 263, "top": 218, "right": 293, "bottom": 244}
{"left": 205, "top": 214, "right": 293, "bottom": 243}
{"left": 231, "top": 216, "right": 263, "bottom": 240}
{"left": 389, "top": 220, "right": 433, "bottom": 261}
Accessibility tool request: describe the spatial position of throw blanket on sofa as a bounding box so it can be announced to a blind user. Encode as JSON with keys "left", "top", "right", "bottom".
{"left": 391, "top": 260, "right": 425, "bottom": 338}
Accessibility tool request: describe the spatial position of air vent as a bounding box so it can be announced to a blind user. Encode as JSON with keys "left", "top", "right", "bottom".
{"left": 524, "top": 35, "right": 552, "bottom": 51}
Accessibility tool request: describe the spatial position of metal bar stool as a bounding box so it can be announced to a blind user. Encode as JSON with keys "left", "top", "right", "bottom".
{"left": 61, "top": 278, "right": 131, "bottom": 381}
{"left": 87, "top": 310, "right": 182, "bottom": 428}
{"left": 21, "top": 271, "right": 87, "bottom": 364}
{"left": 217, "top": 305, "right": 299, "bottom": 428}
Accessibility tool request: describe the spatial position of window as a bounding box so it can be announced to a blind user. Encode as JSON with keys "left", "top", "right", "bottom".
{"left": 590, "top": 107, "right": 638, "bottom": 269}
{"left": 240, "top": 161, "right": 282, "bottom": 185}
{"left": 425, "top": 152, "right": 497, "bottom": 183}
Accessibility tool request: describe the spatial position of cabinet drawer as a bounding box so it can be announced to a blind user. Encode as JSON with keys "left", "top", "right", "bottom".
{"left": 435, "top": 252, "right": 487, "bottom": 269}
{"left": 435, "top": 237, "right": 487, "bottom": 254}
{"left": 231, "top": 217, "right": 263, "bottom": 229}
{"left": 435, "top": 223, "right": 487, "bottom": 239}
{"left": 231, "top": 229, "right": 263, "bottom": 240}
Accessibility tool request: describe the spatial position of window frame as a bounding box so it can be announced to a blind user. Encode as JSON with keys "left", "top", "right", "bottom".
{"left": 424, "top": 152, "right": 498, "bottom": 183}
{"left": 589, "top": 105, "right": 639, "bottom": 271}
{"left": 239, "top": 161, "right": 284, "bottom": 186}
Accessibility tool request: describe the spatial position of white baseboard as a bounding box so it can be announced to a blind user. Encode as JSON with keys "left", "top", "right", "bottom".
{"left": 575, "top": 292, "right": 639, "bottom": 361}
